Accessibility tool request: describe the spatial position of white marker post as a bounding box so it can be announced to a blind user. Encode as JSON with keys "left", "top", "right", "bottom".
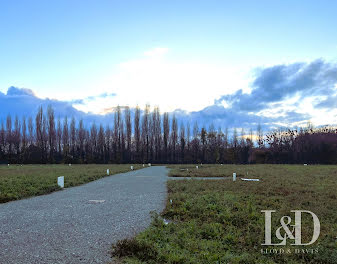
{"left": 107, "top": 169, "right": 110, "bottom": 175}
{"left": 143, "top": 164, "right": 145, "bottom": 167}
{"left": 69, "top": 163, "right": 71, "bottom": 167}
{"left": 196, "top": 165, "right": 198, "bottom": 169}
{"left": 233, "top": 173, "right": 237, "bottom": 182}
{"left": 58, "top": 176, "right": 64, "bottom": 188}
{"left": 131, "top": 165, "right": 134, "bottom": 170}
{"left": 148, "top": 163, "right": 151, "bottom": 167}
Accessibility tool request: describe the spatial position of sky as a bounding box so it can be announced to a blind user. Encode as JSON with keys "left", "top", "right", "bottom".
{"left": 1, "top": 0, "right": 337, "bottom": 129}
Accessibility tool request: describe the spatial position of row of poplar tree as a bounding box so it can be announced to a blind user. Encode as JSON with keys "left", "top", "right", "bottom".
{"left": 1, "top": 105, "right": 337, "bottom": 164}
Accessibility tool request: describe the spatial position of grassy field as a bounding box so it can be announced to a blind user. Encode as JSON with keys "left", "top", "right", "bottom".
{"left": 167, "top": 164, "right": 296, "bottom": 178}
{"left": 0, "top": 164, "right": 141, "bottom": 203}
{"left": 112, "top": 164, "right": 337, "bottom": 264}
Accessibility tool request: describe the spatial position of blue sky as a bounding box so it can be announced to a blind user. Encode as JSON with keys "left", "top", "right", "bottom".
{"left": 1, "top": 0, "right": 337, "bottom": 129}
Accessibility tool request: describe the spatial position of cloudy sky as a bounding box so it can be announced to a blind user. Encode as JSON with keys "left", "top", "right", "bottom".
{"left": 1, "top": 0, "right": 337, "bottom": 129}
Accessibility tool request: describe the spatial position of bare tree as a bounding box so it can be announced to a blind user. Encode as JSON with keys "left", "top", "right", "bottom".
{"left": 124, "top": 107, "right": 132, "bottom": 163}
{"left": 78, "top": 119, "right": 85, "bottom": 161}
{"left": 217, "top": 127, "right": 224, "bottom": 163}
{"left": 42, "top": 113, "right": 48, "bottom": 162}
{"left": 134, "top": 106, "right": 141, "bottom": 162}
{"left": 22, "top": 117, "right": 27, "bottom": 159}
{"left": 153, "top": 107, "right": 161, "bottom": 162}
{"left": 28, "top": 117, "right": 34, "bottom": 146}
{"left": 97, "top": 124, "right": 105, "bottom": 163}
{"left": 13, "top": 116, "right": 21, "bottom": 162}
{"left": 56, "top": 118, "right": 62, "bottom": 154}
{"left": 240, "top": 128, "right": 246, "bottom": 147}
{"left": 62, "top": 117, "right": 69, "bottom": 160}
{"left": 171, "top": 115, "right": 178, "bottom": 163}
{"left": 200, "top": 127, "right": 207, "bottom": 163}
{"left": 120, "top": 119, "right": 125, "bottom": 163}
{"left": 105, "top": 125, "right": 111, "bottom": 162}
{"left": 149, "top": 112, "right": 155, "bottom": 162}
{"left": 179, "top": 122, "right": 185, "bottom": 163}
{"left": 163, "top": 112, "right": 170, "bottom": 162}
{"left": 70, "top": 117, "right": 76, "bottom": 159}
{"left": 257, "top": 123, "right": 264, "bottom": 148}
{"left": 186, "top": 122, "right": 191, "bottom": 163}
{"left": 191, "top": 121, "right": 199, "bottom": 163}
{"left": 6, "top": 115, "right": 12, "bottom": 160}
{"left": 233, "top": 128, "right": 238, "bottom": 149}
{"left": 35, "top": 107, "right": 44, "bottom": 161}
{"left": 113, "top": 106, "right": 122, "bottom": 163}
{"left": 207, "top": 124, "right": 217, "bottom": 163}
{"left": 0, "top": 121, "right": 5, "bottom": 157}
{"left": 90, "top": 123, "right": 97, "bottom": 162}
{"left": 47, "top": 106, "right": 56, "bottom": 162}
{"left": 141, "top": 105, "right": 150, "bottom": 162}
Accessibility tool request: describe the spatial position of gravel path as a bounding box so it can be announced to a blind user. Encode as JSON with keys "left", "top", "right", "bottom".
{"left": 0, "top": 166, "right": 168, "bottom": 264}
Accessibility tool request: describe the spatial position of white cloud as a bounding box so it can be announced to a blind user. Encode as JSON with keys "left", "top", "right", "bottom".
{"left": 143, "top": 47, "right": 169, "bottom": 57}
{"left": 73, "top": 47, "right": 251, "bottom": 113}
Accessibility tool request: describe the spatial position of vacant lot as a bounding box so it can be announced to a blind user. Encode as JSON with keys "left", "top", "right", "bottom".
{"left": 0, "top": 164, "right": 140, "bottom": 203}
{"left": 113, "top": 164, "right": 337, "bottom": 264}
{"left": 166, "top": 163, "right": 323, "bottom": 178}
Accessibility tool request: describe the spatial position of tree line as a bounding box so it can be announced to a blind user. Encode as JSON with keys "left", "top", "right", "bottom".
{"left": 1, "top": 105, "right": 337, "bottom": 164}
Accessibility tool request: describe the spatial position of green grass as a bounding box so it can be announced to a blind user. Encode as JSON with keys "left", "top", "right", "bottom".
{"left": 112, "top": 164, "right": 337, "bottom": 264}
{"left": 167, "top": 164, "right": 303, "bottom": 178}
{"left": 0, "top": 164, "right": 141, "bottom": 203}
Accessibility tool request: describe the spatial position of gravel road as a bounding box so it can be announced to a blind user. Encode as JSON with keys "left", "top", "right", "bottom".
{"left": 0, "top": 166, "right": 168, "bottom": 264}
